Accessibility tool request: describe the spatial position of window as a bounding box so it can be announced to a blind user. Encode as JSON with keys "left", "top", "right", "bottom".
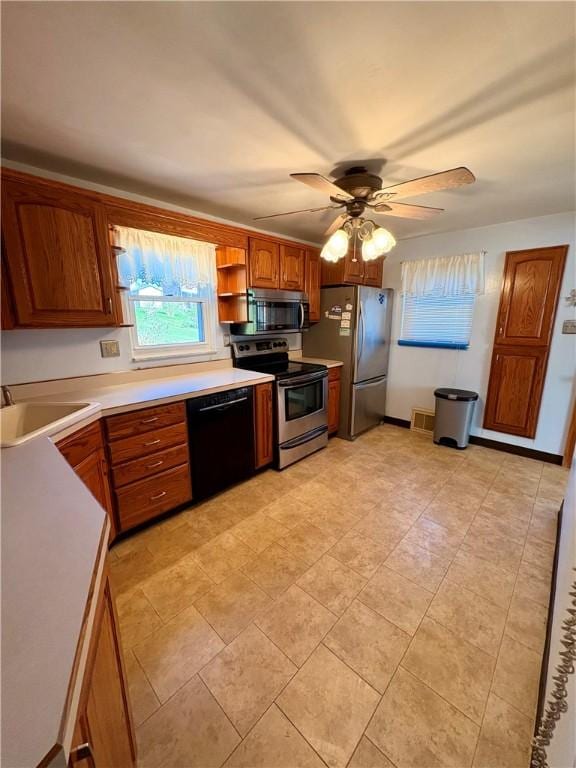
{"left": 399, "top": 252, "right": 484, "bottom": 350}
{"left": 115, "top": 226, "right": 221, "bottom": 360}
{"left": 399, "top": 292, "right": 476, "bottom": 349}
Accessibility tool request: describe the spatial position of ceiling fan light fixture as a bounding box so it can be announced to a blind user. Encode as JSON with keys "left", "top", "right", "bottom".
{"left": 321, "top": 228, "right": 349, "bottom": 262}
{"left": 371, "top": 227, "right": 396, "bottom": 254}
{"left": 361, "top": 236, "right": 379, "bottom": 262}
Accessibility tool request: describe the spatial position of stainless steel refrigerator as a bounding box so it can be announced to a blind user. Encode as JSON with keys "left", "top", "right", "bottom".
{"left": 303, "top": 286, "right": 393, "bottom": 440}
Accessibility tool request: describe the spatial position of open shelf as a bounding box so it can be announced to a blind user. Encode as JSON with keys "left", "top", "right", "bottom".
{"left": 216, "top": 246, "right": 248, "bottom": 324}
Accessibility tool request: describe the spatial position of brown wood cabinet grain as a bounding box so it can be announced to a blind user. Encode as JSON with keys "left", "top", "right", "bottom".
{"left": 254, "top": 382, "right": 274, "bottom": 468}
{"left": 279, "top": 245, "right": 305, "bottom": 291}
{"left": 107, "top": 422, "right": 188, "bottom": 466}
{"left": 71, "top": 573, "right": 136, "bottom": 768}
{"left": 249, "top": 238, "right": 280, "bottom": 289}
{"left": 105, "top": 401, "right": 185, "bottom": 441}
{"left": 483, "top": 245, "right": 568, "bottom": 438}
{"left": 1, "top": 179, "right": 120, "bottom": 327}
{"left": 362, "top": 258, "right": 384, "bottom": 288}
{"left": 111, "top": 442, "right": 190, "bottom": 488}
{"left": 327, "top": 367, "right": 342, "bottom": 435}
{"left": 321, "top": 246, "right": 384, "bottom": 288}
{"left": 115, "top": 463, "right": 192, "bottom": 530}
{"left": 57, "top": 422, "right": 117, "bottom": 540}
{"left": 305, "top": 248, "right": 321, "bottom": 323}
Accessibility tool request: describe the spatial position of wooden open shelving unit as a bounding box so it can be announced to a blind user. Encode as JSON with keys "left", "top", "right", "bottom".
{"left": 216, "top": 246, "right": 248, "bottom": 324}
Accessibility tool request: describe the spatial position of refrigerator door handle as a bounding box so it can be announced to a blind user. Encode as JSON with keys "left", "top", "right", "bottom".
{"left": 357, "top": 300, "right": 365, "bottom": 369}
{"left": 356, "top": 376, "right": 387, "bottom": 388}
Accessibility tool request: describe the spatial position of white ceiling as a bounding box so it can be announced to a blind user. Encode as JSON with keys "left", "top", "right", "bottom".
{"left": 2, "top": 2, "right": 575, "bottom": 243}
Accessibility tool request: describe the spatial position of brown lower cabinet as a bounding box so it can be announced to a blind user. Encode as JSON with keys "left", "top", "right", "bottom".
{"left": 57, "top": 421, "right": 117, "bottom": 540}
{"left": 70, "top": 567, "right": 136, "bottom": 768}
{"left": 105, "top": 401, "right": 192, "bottom": 532}
{"left": 254, "top": 382, "right": 274, "bottom": 468}
{"left": 327, "top": 367, "right": 342, "bottom": 435}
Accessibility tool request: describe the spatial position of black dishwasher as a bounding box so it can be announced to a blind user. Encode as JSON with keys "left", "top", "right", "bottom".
{"left": 187, "top": 387, "right": 255, "bottom": 500}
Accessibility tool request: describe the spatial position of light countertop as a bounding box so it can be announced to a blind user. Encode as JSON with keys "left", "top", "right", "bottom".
{"left": 1, "top": 438, "right": 107, "bottom": 768}
{"left": 291, "top": 354, "right": 343, "bottom": 369}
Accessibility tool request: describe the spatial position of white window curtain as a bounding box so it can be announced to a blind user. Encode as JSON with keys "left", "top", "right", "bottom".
{"left": 401, "top": 252, "right": 485, "bottom": 297}
{"left": 114, "top": 226, "right": 216, "bottom": 292}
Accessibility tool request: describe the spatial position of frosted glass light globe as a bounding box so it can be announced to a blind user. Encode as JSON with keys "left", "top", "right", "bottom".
{"left": 361, "top": 237, "right": 379, "bottom": 261}
{"left": 326, "top": 229, "right": 349, "bottom": 258}
{"left": 320, "top": 242, "right": 339, "bottom": 262}
{"left": 372, "top": 227, "right": 396, "bottom": 254}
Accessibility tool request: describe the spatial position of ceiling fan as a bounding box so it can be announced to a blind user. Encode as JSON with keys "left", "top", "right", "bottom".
{"left": 254, "top": 165, "right": 476, "bottom": 262}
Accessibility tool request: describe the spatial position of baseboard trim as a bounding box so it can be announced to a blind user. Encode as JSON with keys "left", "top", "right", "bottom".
{"left": 468, "top": 436, "right": 563, "bottom": 465}
{"left": 383, "top": 416, "right": 563, "bottom": 464}
{"left": 383, "top": 416, "right": 411, "bottom": 429}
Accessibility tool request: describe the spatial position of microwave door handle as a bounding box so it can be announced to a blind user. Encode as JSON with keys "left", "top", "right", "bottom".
{"left": 299, "top": 302, "right": 305, "bottom": 329}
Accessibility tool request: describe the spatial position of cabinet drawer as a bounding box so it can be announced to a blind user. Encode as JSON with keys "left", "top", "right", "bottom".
{"left": 116, "top": 464, "right": 192, "bottom": 531}
{"left": 108, "top": 422, "right": 188, "bottom": 466}
{"left": 328, "top": 366, "right": 342, "bottom": 382}
{"left": 106, "top": 401, "right": 185, "bottom": 441}
{"left": 57, "top": 421, "right": 103, "bottom": 467}
{"left": 112, "top": 443, "right": 189, "bottom": 488}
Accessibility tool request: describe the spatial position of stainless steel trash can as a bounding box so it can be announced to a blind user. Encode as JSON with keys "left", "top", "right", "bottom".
{"left": 433, "top": 388, "right": 478, "bottom": 449}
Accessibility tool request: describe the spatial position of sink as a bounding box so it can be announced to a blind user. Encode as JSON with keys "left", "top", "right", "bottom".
{"left": 0, "top": 402, "right": 101, "bottom": 447}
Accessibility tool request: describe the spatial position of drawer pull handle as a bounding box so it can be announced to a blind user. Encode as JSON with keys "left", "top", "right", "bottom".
{"left": 144, "top": 439, "right": 161, "bottom": 447}
{"left": 142, "top": 417, "right": 159, "bottom": 424}
{"left": 147, "top": 460, "right": 164, "bottom": 468}
{"left": 150, "top": 491, "right": 167, "bottom": 501}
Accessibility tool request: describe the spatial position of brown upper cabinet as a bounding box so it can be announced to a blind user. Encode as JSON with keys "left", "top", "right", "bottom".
{"left": 321, "top": 246, "right": 384, "bottom": 288}
{"left": 483, "top": 245, "right": 568, "bottom": 438}
{"left": 1, "top": 178, "right": 120, "bottom": 327}
{"left": 249, "top": 238, "right": 280, "bottom": 289}
{"left": 279, "top": 244, "right": 305, "bottom": 291}
{"left": 305, "top": 248, "right": 321, "bottom": 323}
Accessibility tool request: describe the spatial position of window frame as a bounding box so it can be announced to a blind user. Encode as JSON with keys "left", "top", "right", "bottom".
{"left": 398, "top": 291, "right": 477, "bottom": 350}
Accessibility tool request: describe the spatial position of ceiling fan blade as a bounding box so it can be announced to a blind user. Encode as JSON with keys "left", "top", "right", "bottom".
{"left": 374, "top": 167, "right": 475, "bottom": 200}
{"left": 373, "top": 202, "right": 444, "bottom": 220}
{"left": 325, "top": 214, "right": 348, "bottom": 236}
{"left": 253, "top": 204, "right": 342, "bottom": 222}
{"left": 291, "top": 173, "right": 354, "bottom": 201}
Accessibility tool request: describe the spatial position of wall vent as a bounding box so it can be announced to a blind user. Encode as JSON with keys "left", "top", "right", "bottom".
{"left": 411, "top": 408, "right": 435, "bottom": 435}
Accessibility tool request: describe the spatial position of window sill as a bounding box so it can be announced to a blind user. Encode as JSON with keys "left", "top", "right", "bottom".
{"left": 398, "top": 340, "right": 469, "bottom": 350}
{"left": 131, "top": 348, "right": 227, "bottom": 362}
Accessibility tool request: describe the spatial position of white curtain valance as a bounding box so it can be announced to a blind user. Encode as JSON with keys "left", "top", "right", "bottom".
{"left": 401, "top": 252, "right": 485, "bottom": 298}
{"left": 114, "top": 226, "right": 216, "bottom": 291}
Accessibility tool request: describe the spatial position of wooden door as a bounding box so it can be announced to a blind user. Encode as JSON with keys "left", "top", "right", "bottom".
{"left": 328, "top": 377, "right": 341, "bottom": 435}
{"left": 343, "top": 248, "right": 364, "bottom": 285}
{"left": 254, "top": 382, "right": 274, "bottom": 468}
{"left": 249, "top": 238, "right": 279, "bottom": 289}
{"left": 279, "top": 245, "right": 305, "bottom": 291}
{"left": 305, "top": 249, "right": 321, "bottom": 323}
{"left": 483, "top": 245, "right": 568, "bottom": 438}
{"left": 483, "top": 347, "right": 547, "bottom": 437}
{"left": 495, "top": 246, "right": 568, "bottom": 346}
{"left": 1, "top": 179, "right": 118, "bottom": 327}
{"left": 363, "top": 258, "right": 383, "bottom": 287}
{"left": 75, "top": 449, "right": 116, "bottom": 537}
{"left": 72, "top": 578, "right": 136, "bottom": 768}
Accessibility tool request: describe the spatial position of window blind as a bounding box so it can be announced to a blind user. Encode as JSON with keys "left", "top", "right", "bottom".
{"left": 399, "top": 292, "right": 476, "bottom": 349}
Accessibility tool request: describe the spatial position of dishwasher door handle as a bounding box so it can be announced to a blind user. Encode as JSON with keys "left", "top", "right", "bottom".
{"left": 198, "top": 396, "right": 248, "bottom": 413}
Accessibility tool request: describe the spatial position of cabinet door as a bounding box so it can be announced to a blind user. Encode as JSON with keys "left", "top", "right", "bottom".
{"left": 75, "top": 449, "right": 117, "bottom": 540}
{"left": 249, "top": 238, "right": 279, "bottom": 289}
{"left": 305, "top": 249, "right": 321, "bottom": 323}
{"left": 72, "top": 578, "right": 136, "bottom": 768}
{"left": 343, "top": 248, "right": 364, "bottom": 285}
{"left": 495, "top": 246, "right": 567, "bottom": 347}
{"left": 483, "top": 347, "right": 547, "bottom": 438}
{"left": 328, "top": 378, "right": 341, "bottom": 435}
{"left": 363, "top": 258, "right": 383, "bottom": 288}
{"left": 1, "top": 180, "right": 117, "bottom": 327}
{"left": 280, "top": 245, "right": 305, "bottom": 291}
{"left": 254, "top": 382, "right": 274, "bottom": 468}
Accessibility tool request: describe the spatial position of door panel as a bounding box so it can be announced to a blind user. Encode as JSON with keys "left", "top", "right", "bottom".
{"left": 496, "top": 246, "right": 567, "bottom": 346}
{"left": 249, "top": 238, "right": 279, "bottom": 289}
{"left": 1, "top": 180, "right": 117, "bottom": 327}
{"left": 343, "top": 247, "right": 364, "bottom": 284}
{"left": 280, "top": 245, "right": 305, "bottom": 291}
{"left": 363, "top": 258, "right": 383, "bottom": 287}
{"left": 351, "top": 376, "right": 387, "bottom": 438}
{"left": 483, "top": 347, "right": 547, "bottom": 437}
{"left": 354, "top": 288, "right": 393, "bottom": 383}
{"left": 254, "top": 382, "right": 274, "bottom": 468}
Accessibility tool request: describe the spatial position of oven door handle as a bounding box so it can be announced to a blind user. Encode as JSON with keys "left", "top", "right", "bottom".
{"left": 278, "top": 371, "right": 327, "bottom": 388}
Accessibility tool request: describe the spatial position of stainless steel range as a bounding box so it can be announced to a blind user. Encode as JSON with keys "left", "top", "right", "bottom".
{"left": 232, "top": 338, "right": 328, "bottom": 469}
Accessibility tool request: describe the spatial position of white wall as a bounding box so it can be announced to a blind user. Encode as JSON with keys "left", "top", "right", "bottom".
{"left": 384, "top": 213, "right": 576, "bottom": 454}
{"left": 382, "top": 211, "right": 576, "bottom": 456}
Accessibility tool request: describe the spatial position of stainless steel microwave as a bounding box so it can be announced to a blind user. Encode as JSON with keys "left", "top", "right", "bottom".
{"left": 231, "top": 289, "right": 309, "bottom": 335}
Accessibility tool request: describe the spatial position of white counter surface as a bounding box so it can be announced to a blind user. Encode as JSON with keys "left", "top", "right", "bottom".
{"left": 290, "top": 354, "right": 343, "bottom": 369}
{"left": 1, "top": 438, "right": 107, "bottom": 768}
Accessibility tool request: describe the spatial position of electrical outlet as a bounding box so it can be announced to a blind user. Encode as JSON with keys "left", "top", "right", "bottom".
{"left": 562, "top": 319, "right": 576, "bottom": 334}
{"left": 100, "top": 340, "right": 120, "bottom": 358}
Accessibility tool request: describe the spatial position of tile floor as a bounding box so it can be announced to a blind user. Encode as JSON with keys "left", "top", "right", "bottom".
{"left": 109, "top": 425, "right": 568, "bottom": 768}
